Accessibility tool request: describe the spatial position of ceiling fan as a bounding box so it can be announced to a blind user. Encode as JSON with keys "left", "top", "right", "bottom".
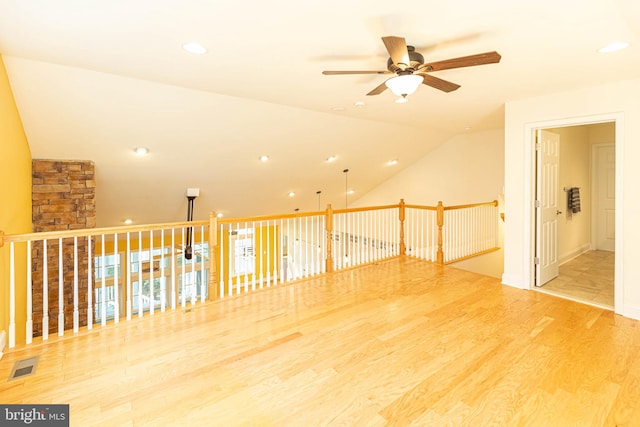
{"left": 322, "top": 36, "right": 501, "bottom": 102}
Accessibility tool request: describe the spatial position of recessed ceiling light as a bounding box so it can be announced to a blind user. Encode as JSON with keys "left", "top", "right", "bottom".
{"left": 183, "top": 42, "right": 207, "bottom": 54}
{"left": 124, "top": 219, "right": 133, "bottom": 225}
{"left": 260, "top": 155, "right": 269, "bottom": 162}
{"left": 347, "top": 189, "right": 355, "bottom": 195}
{"left": 134, "top": 147, "right": 149, "bottom": 156}
{"left": 216, "top": 212, "right": 224, "bottom": 218}
{"left": 387, "top": 159, "right": 398, "bottom": 166}
{"left": 288, "top": 192, "right": 295, "bottom": 197}
{"left": 395, "top": 97, "right": 408, "bottom": 104}
{"left": 326, "top": 156, "right": 336, "bottom": 163}
{"left": 354, "top": 101, "right": 365, "bottom": 108}
{"left": 598, "top": 41, "right": 629, "bottom": 53}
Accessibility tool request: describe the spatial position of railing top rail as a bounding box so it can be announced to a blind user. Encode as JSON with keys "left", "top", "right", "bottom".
{"left": 404, "top": 204, "right": 438, "bottom": 211}
{"left": 1, "top": 199, "right": 498, "bottom": 246}
{"left": 443, "top": 200, "right": 498, "bottom": 210}
{"left": 2, "top": 220, "right": 209, "bottom": 244}
{"left": 217, "top": 210, "right": 325, "bottom": 224}
{"left": 333, "top": 204, "right": 400, "bottom": 214}
{"left": 217, "top": 203, "right": 402, "bottom": 224}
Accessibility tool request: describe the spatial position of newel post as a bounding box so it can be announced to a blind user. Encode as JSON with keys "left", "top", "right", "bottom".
{"left": 209, "top": 211, "right": 219, "bottom": 299}
{"left": 325, "top": 204, "right": 334, "bottom": 273}
{"left": 436, "top": 201, "right": 444, "bottom": 264}
{"left": 398, "top": 199, "right": 406, "bottom": 256}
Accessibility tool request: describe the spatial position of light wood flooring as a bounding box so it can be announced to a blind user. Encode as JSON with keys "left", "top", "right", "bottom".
{"left": 539, "top": 250, "right": 615, "bottom": 309}
{"left": 2, "top": 256, "right": 640, "bottom": 426}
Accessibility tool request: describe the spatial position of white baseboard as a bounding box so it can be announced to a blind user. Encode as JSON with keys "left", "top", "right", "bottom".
{"left": 501, "top": 273, "right": 528, "bottom": 289}
{"left": 559, "top": 244, "right": 592, "bottom": 266}
{"left": 621, "top": 305, "right": 640, "bottom": 321}
{"left": 0, "top": 330, "right": 6, "bottom": 360}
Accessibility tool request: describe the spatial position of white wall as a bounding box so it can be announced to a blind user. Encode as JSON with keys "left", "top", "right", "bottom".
{"left": 353, "top": 129, "right": 504, "bottom": 207}
{"left": 504, "top": 77, "right": 640, "bottom": 319}
{"left": 354, "top": 128, "right": 505, "bottom": 278}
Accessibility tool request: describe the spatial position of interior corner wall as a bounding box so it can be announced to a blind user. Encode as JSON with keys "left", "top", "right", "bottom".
{"left": 504, "top": 77, "right": 640, "bottom": 319}
{"left": 352, "top": 128, "right": 505, "bottom": 278}
{"left": 0, "top": 55, "right": 32, "bottom": 339}
{"left": 352, "top": 128, "right": 505, "bottom": 207}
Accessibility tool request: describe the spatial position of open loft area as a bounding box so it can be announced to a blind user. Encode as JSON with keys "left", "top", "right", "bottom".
{"left": 2, "top": 1, "right": 640, "bottom": 424}
{"left": 2, "top": 257, "right": 640, "bottom": 426}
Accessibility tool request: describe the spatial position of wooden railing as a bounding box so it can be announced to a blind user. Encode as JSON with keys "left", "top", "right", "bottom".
{"left": 0, "top": 199, "right": 498, "bottom": 348}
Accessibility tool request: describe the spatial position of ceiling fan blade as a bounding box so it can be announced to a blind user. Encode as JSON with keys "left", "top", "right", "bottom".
{"left": 420, "top": 74, "right": 461, "bottom": 93}
{"left": 381, "top": 36, "right": 410, "bottom": 68}
{"left": 366, "top": 80, "right": 389, "bottom": 96}
{"left": 322, "top": 70, "right": 390, "bottom": 75}
{"left": 421, "top": 51, "right": 501, "bottom": 72}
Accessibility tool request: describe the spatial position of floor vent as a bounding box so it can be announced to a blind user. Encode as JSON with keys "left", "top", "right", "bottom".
{"left": 8, "top": 356, "right": 39, "bottom": 381}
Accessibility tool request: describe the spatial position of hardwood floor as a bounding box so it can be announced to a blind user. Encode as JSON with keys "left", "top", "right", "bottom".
{"left": 539, "top": 250, "right": 615, "bottom": 308}
{"left": 2, "top": 257, "right": 640, "bottom": 426}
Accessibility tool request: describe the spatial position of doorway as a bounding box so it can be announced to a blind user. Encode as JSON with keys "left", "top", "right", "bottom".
{"left": 533, "top": 122, "right": 616, "bottom": 309}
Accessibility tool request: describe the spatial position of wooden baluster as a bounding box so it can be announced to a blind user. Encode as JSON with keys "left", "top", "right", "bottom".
{"left": 73, "top": 237, "right": 79, "bottom": 332}
{"left": 138, "top": 231, "right": 144, "bottom": 316}
{"left": 171, "top": 228, "right": 177, "bottom": 308}
{"left": 58, "top": 238, "right": 64, "bottom": 335}
{"left": 219, "top": 223, "right": 226, "bottom": 298}
{"left": 9, "top": 242, "right": 16, "bottom": 347}
{"left": 126, "top": 233, "right": 132, "bottom": 319}
{"left": 436, "top": 201, "right": 444, "bottom": 265}
{"left": 272, "top": 219, "right": 278, "bottom": 284}
{"left": 113, "top": 234, "right": 119, "bottom": 322}
{"left": 190, "top": 230, "right": 196, "bottom": 305}
{"left": 181, "top": 228, "right": 187, "bottom": 305}
{"left": 150, "top": 230, "right": 155, "bottom": 315}
{"left": 43, "top": 239, "right": 49, "bottom": 340}
{"left": 101, "top": 235, "right": 106, "bottom": 326}
{"left": 87, "top": 236, "right": 93, "bottom": 329}
{"left": 26, "top": 241, "right": 33, "bottom": 344}
{"left": 200, "top": 225, "right": 206, "bottom": 303}
{"left": 160, "top": 230, "right": 166, "bottom": 311}
{"left": 209, "top": 212, "right": 218, "bottom": 300}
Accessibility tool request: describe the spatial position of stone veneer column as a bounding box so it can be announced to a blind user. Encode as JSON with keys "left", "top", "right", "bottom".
{"left": 31, "top": 160, "right": 96, "bottom": 337}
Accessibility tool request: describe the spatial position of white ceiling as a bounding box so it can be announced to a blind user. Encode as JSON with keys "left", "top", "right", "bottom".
{"left": 1, "top": 0, "right": 639, "bottom": 226}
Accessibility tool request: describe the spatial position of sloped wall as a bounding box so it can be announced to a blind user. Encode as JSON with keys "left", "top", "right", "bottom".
{"left": 0, "top": 55, "right": 32, "bottom": 342}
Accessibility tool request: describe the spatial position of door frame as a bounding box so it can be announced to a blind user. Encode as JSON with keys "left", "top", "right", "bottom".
{"left": 523, "top": 113, "right": 624, "bottom": 313}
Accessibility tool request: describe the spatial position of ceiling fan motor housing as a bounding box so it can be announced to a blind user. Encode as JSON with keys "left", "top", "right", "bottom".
{"left": 387, "top": 46, "right": 425, "bottom": 73}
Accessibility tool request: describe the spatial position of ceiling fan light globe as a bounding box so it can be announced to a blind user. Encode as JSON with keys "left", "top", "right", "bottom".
{"left": 385, "top": 74, "right": 423, "bottom": 97}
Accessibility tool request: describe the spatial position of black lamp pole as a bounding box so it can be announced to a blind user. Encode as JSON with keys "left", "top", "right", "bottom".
{"left": 185, "top": 196, "right": 195, "bottom": 260}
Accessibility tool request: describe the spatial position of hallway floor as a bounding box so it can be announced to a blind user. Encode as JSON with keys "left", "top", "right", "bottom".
{"left": 539, "top": 250, "right": 614, "bottom": 309}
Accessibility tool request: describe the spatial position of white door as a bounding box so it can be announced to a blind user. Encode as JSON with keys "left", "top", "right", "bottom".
{"left": 594, "top": 144, "right": 615, "bottom": 251}
{"left": 536, "top": 129, "right": 560, "bottom": 286}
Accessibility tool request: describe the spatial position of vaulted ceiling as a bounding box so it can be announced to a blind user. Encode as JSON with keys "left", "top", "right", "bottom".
{"left": 1, "top": 0, "right": 638, "bottom": 226}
